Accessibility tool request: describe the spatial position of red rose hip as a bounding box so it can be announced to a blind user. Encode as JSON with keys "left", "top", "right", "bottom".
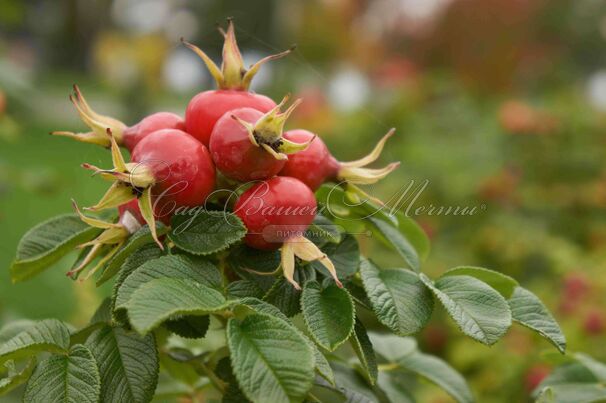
{"left": 209, "top": 97, "right": 310, "bottom": 182}
{"left": 83, "top": 129, "right": 215, "bottom": 246}
{"left": 234, "top": 177, "right": 341, "bottom": 289}
{"left": 182, "top": 19, "right": 293, "bottom": 145}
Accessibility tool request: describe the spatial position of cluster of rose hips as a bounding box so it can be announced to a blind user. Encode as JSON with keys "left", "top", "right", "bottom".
{"left": 53, "top": 19, "right": 398, "bottom": 288}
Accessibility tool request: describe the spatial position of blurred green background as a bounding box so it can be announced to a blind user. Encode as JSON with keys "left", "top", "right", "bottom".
{"left": 1, "top": 0, "right": 606, "bottom": 401}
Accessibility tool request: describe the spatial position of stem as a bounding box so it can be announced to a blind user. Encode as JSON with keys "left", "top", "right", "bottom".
{"left": 378, "top": 363, "right": 399, "bottom": 372}
{"left": 192, "top": 360, "right": 227, "bottom": 394}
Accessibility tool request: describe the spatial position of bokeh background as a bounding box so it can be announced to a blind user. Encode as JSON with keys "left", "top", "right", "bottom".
{"left": 1, "top": 0, "right": 606, "bottom": 401}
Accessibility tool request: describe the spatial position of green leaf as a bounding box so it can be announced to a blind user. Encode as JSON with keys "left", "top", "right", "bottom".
{"left": 96, "top": 224, "right": 167, "bottom": 286}
{"left": 169, "top": 210, "right": 246, "bottom": 255}
{"left": 312, "top": 346, "right": 335, "bottom": 387}
{"left": 86, "top": 325, "right": 158, "bottom": 403}
{"left": 360, "top": 259, "right": 433, "bottom": 336}
{"left": 215, "top": 356, "right": 252, "bottom": 403}
{"left": 301, "top": 281, "right": 355, "bottom": 351}
{"left": 127, "top": 277, "right": 230, "bottom": 334}
{"left": 237, "top": 297, "right": 290, "bottom": 322}
{"left": 420, "top": 274, "right": 511, "bottom": 345}
{"left": 24, "top": 344, "right": 100, "bottom": 403}
{"left": 164, "top": 315, "right": 210, "bottom": 339}
{"left": 536, "top": 363, "right": 598, "bottom": 394}
{"left": 307, "top": 214, "right": 343, "bottom": 245}
{"left": 115, "top": 254, "right": 222, "bottom": 312}
{"left": 10, "top": 214, "right": 101, "bottom": 283}
{"left": 0, "top": 319, "right": 70, "bottom": 364}
{"left": 536, "top": 384, "right": 606, "bottom": 403}
{"left": 376, "top": 371, "right": 416, "bottom": 403}
{"left": 307, "top": 382, "right": 347, "bottom": 403}
{"left": 312, "top": 234, "right": 360, "bottom": 279}
{"left": 508, "top": 286, "right": 566, "bottom": 354}
{"left": 369, "top": 332, "right": 417, "bottom": 362}
{"left": 443, "top": 266, "right": 518, "bottom": 298}
{"left": 228, "top": 280, "right": 265, "bottom": 299}
{"left": 575, "top": 353, "right": 606, "bottom": 381}
{"left": 332, "top": 362, "right": 379, "bottom": 403}
{"left": 228, "top": 244, "right": 281, "bottom": 292}
{"left": 111, "top": 245, "right": 164, "bottom": 323}
{"left": 398, "top": 350, "right": 474, "bottom": 403}
{"left": 394, "top": 211, "right": 430, "bottom": 262}
{"left": 0, "top": 320, "right": 35, "bottom": 344}
{"left": 0, "top": 358, "right": 36, "bottom": 396}
{"left": 227, "top": 314, "right": 315, "bottom": 403}
{"left": 350, "top": 318, "right": 378, "bottom": 385}
{"left": 366, "top": 217, "right": 420, "bottom": 271}
{"left": 236, "top": 298, "right": 335, "bottom": 386}
{"left": 263, "top": 267, "right": 315, "bottom": 317}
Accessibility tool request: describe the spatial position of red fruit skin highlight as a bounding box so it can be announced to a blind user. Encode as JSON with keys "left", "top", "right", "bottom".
{"left": 280, "top": 129, "right": 339, "bottom": 190}
{"left": 123, "top": 112, "right": 185, "bottom": 152}
{"left": 210, "top": 107, "right": 287, "bottom": 182}
{"left": 131, "top": 129, "right": 216, "bottom": 215}
{"left": 186, "top": 90, "right": 276, "bottom": 146}
{"left": 234, "top": 177, "right": 317, "bottom": 250}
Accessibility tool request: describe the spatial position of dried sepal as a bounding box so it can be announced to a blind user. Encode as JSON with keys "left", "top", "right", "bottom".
{"left": 281, "top": 235, "right": 342, "bottom": 289}
{"left": 51, "top": 85, "right": 127, "bottom": 147}
{"left": 183, "top": 18, "right": 293, "bottom": 90}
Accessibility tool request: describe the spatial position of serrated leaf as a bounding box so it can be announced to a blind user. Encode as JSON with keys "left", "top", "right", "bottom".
{"left": 169, "top": 210, "right": 246, "bottom": 255}
{"left": 312, "top": 234, "right": 360, "bottom": 279}
{"left": 96, "top": 224, "right": 167, "bottom": 286}
{"left": 228, "top": 280, "right": 265, "bottom": 299}
{"left": 237, "top": 297, "right": 289, "bottom": 322}
{"left": 86, "top": 325, "right": 158, "bottom": 403}
{"left": 263, "top": 267, "right": 315, "bottom": 317}
{"left": 228, "top": 244, "right": 281, "bottom": 292}
{"left": 235, "top": 298, "right": 335, "bottom": 386}
{"left": 0, "top": 357, "right": 36, "bottom": 396}
{"left": 508, "top": 286, "right": 566, "bottom": 354}
{"left": 366, "top": 217, "right": 420, "bottom": 271}
{"left": 24, "top": 344, "right": 100, "bottom": 403}
{"left": 360, "top": 259, "right": 433, "bottom": 336}
{"left": 115, "top": 254, "right": 222, "bottom": 312}
{"left": 127, "top": 277, "right": 230, "bottom": 334}
{"left": 227, "top": 314, "right": 315, "bottom": 403}
{"left": 307, "top": 214, "right": 343, "bottom": 245}
{"left": 399, "top": 350, "right": 474, "bottom": 403}
{"left": 215, "top": 356, "right": 252, "bottom": 403}
{"left": 164, "top": 315, "right": 210, "bottom": 339}
{"left": 110, "top": 245, "right": 164, "bottom": 323}
{"left": 420, "top": 274, "right": 511, "bottom": 345}
{"left": 443, "top": 266, "right": 518, "bottom": 298}
{"left": 311, "top": 346, "right": 335, "bottom": 388}
{"left": 0, "top": 320, "right": 35, "bottom": 345}
{"left": 10, "top": 214, "right": 102, "bottom": 283}
{"left": 350, "top": 318, "right": 377, "bottom": 385}
{"left": 301, "top": 281, "right": 355, "bottom": 351}
{"left": 0, "top": 319, "right": 70, "bottom": 364}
